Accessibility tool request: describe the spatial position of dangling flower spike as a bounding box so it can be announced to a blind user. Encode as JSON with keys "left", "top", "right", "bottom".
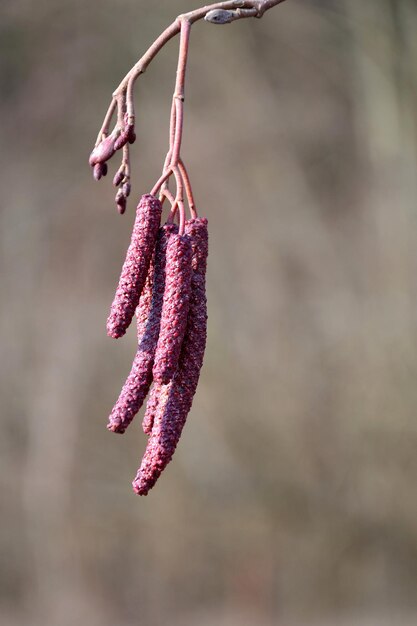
{"left": 89, "top": 1, "right": 288, "bottom": 495}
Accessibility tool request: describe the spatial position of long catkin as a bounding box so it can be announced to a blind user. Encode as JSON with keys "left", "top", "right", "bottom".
{"left": 142, "top": 217, "right": 207, "bottom": 435}
{"left": 107, "top": 224, "right": 177, "bottom": 434}
{"left": 152, "top": 233, "right": 193, "bottom": 384}
{"left": 133, "top": 218, "right": 208, "bottom": 495}
{"left": 107, "top": 194, "right": 162, "bottom": 339}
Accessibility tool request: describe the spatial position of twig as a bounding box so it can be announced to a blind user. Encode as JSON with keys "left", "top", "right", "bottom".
{"left": 90, "top": 0, "right": 288, "bottom": 214}
{"left": 112, "top": 1, "right": 287, "bottom": 100}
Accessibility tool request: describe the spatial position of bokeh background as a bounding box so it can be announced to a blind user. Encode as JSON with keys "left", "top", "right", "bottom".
{"left": 2, "top": 1, "right": 417, "bottom": 625}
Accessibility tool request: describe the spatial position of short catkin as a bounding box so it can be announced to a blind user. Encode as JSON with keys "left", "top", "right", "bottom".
{"left": 152, "top": 233, "right": 193, "bottom": 384}
{"left": 133, "top": 218, "right": 208, "bottom": 495}
{"left": 107, "top": 224, "right": 177, "bottom": 433}
{"left": 107, "top": 194, "right": 162, "bottom": 338}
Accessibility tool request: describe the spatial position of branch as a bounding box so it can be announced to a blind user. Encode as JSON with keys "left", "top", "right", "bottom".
{"left": 113, "top": 1, "right": 287, "bottom": 100}
{"left": 94, "top": 0, "right": 288, "bottom": 141}
{"left": 89, "top": 0, "right": 288, "bottom": 214}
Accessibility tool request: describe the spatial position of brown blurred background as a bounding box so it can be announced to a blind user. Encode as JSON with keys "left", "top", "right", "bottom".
{"left": 1, "top": 1, "right": 417, "bottom": 625}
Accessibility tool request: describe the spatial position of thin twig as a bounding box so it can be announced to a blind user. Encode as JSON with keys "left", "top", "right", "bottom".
{"left": 91, "top": 0, "right": 288, "bottom": 214}
{"left": 178, "top": 159, "right": 197, "bottom": 218}
{"left": 159, "top": 97, "right": 178, "bottom": 205}
{"left": 95, "top": 99, "right": 117, "bottom": 146}
{"left": 106, "top": 1, "right": 287, "bottom": 128}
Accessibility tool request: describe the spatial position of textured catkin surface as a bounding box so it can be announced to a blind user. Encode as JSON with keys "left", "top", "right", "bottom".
{"left": 152, "top": 234, "right": 193, "bottom": 384}
{"left": 142, "top": 379, "right": 160, "bottom": 435}
{"left": 133, "top": 218, "right": 208, "bottom": 495}
{"left": 107, "top": 224, "right": 177, "bottom": 433}
{"left": 135, "top": 251, "right": 156, "bottom": 345}
{"left": 106, "top": 194, "right": 162, "bottom": 338}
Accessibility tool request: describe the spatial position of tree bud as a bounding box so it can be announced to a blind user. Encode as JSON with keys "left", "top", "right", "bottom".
{"left": 89, "top": 135, "right": 116, "bottom": 166}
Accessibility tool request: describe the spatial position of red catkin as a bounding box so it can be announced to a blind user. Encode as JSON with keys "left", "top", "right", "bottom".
{"left": 107, "top": 224, "right": 177, "bottom": 433}
{"left": 142, "top": 217, "right": 207, "bottom": 435}
{"left": 133, "top": 218, "right": 208, "bottom": 495}
{"left": 107, "top": 194, "right": 162, "bottom": 338}
{"left": 107, "top": 258, "right": 154, "bottom": 433}
{"left": 141, "top": 380, "right": 160, "bottom": 435}
{"left": 152, "top": 234, "right": 193, "bottom": 384}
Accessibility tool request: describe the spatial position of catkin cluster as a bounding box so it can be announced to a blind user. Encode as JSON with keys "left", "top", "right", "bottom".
{"left": 88, "top": 1, "right": 288, "bottom": 498}
{"left": 106, "top": 194, "right": 208, "bottom": 495}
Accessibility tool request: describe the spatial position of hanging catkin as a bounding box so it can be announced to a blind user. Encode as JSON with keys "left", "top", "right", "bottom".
{"left": 133, "top": 218, "right": 208, "bottom": 495}
{"left": 107, "top": 223, "right": 177, "bottom": 433}
{"left": 107, "top": 194, "right": 162, "bottom": 339}
{"left": 152, "top": 233, "right": 193, "bottom": 384}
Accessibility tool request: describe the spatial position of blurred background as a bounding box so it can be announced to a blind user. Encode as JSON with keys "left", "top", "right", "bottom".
{"left": 1, "top": 1, "right": 417, "bottom": 625}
